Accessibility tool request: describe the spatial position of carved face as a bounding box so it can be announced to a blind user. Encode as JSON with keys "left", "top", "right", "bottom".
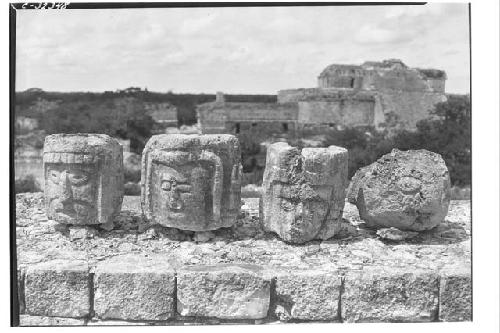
{"left": 45, "top": 163, "right": 98, "bottom": 224}
{"left": 150, "top": 161, "right": 214, "bottom": 227}
{"left": 272, "top": 183, "right": 331, "bottom": 236}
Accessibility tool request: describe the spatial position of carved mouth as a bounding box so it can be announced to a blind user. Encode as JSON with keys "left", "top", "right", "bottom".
{"left": 55, "top": 207, "right": 75, "bottom": 215}
{"left": 168, "top": 199, "right": 184, "bottom": 211}
{"left": 53, "top": 201, "right": 77, "bottom": 217}
{"left": 51, "top": 200, "right": 93, "bottom": 220}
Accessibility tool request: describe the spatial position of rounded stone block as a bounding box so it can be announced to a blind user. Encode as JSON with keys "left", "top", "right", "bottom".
{"left": 43, "top": 133, "right": 124, "bottom": 225}
{"left": 94, "top": 254, "right": 176, "bottom": 321}
{"left": 261, "top": 142, "right": 348, "bottom": 244}
{"left": 141, "top": 134, "right": 242, "bottom": 231}
{"left": 347, "top": 149, "right": 451, "bottom": 231}
{"left": 176, "top": 264, "right": 271, "bottom": 319}
{"left": 24, "top": 259, "right": 90, "bottom": 318}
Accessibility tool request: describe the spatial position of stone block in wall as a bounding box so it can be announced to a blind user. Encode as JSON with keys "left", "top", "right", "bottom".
{"left": 24, "top": 259, "right": 90, "bottom": 318}
{"left": 274, "top": 270, "right": 341, "bottom": 321}
{"left": 19, "top": 315, "right": 86, "bottom": 326}
{"left": 439, "top": 268, "right": 471, "bottom": 322}
{"left": 141, "top": 134, "right": 242, "bottom": 231}
{"left": 261, "top": 142, "right": 348, "bottom": 244}
{"left": 342, "top": 269, "right": 439, "bottom": 322}
{"left": 94, "top": 254, "right": 176, "bottom": 321}
{"left": 177, "top": 264, "right": 271, "bottom": 319}
{"left": 43, "top": 133, "right": 124, "bottom": 226}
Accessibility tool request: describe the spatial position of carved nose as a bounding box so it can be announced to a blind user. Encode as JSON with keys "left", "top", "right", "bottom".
{"left": 295, "top": 202, "right": 303, "bottom": 219}
{"left": 168, "top": 186, "right": 183, "bottom": 211}
{"left": 59, "top": 171, "right": 72, "bottom": 202}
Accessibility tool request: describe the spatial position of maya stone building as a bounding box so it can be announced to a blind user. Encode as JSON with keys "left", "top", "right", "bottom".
{"left": 197, "top": 59, "right": 447, "bottom": 136}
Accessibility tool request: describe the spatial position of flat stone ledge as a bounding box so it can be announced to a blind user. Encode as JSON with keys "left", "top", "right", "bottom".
{"left": 342, "top": 268, "right": 440, "bottom": 322}
{"left": 19, "top": 315, "right": 86, "bottom": 326}
{"left": 274, "top": 270, "right": 341, "bottom": 321}
{"left": 177, "top": 264, "right": 271, "bottom": 319}
{"left": 24, "top": 259, "right": 91, "bottom": 318}
{"left": 94, "top": 254, "right": 176, "bottom": 321}
{"left": 439, "top": 267, "right": 472, "bottom": 322}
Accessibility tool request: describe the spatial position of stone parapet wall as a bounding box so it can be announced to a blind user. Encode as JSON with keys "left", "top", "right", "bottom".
{"left": 277, "top": 88, "right": 374, "bottom": 104}
{"left": 198, "top": 102, "right": 298, "bottom": 123}
{"left": 377, "top": 91, "right": 447, "bottom": 130}
{"left": 297, "top": 99, "right": 375, "bottom": 126}
{"left": 18, "top": 263, "right": 471, "bottom": 325}
{"left": 15, "top": 193, "right": 471, "bottom": 326}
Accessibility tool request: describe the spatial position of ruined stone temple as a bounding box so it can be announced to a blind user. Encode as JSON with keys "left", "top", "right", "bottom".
{"left": 197, "top": 59, "right": 447, "bottom": 135}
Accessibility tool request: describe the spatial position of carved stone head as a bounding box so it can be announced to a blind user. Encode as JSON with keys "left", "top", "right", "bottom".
{"left": 141, "top": 134, "right": 242, "bottom": 231}
{"left": 261, "top": 142, "right": 348, "bottom": 244}
{"left": 43, "top": 134, "right": 124, "bottom": 225}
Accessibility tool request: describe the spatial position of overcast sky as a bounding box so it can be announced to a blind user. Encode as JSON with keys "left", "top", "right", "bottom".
{"left": 16, "top": 3, "right": 470, "bottom": 94}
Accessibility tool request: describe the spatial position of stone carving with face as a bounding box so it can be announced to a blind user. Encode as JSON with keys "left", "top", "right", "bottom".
{"left": 141, "top": 134, "right": 241, "bottom": 231}
{"left": 149, "top": 151, "right": 221, "bottom": 230}
{"left": 271, "top": 183, "right": 334, "bottom": 242}
{"left": 43, "top": 134, "right": 124, "bottom": 225}
{"left": 261, "top": 142, "right": 348, "bottom": 244}
{"left": 45, "top": 163, "right": 98, "bottom": 224}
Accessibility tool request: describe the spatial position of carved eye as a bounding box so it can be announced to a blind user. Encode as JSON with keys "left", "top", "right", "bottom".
{"left": 48, "top": 169, "right": 60, "bottom": 184}
{"left": 161, "top": 180, "right": 171, "bottom": 191}
{"left": 68, "top": 170, "right": 89, "bottom": 186}
{"left": 162, "top": 177, "right": 177, "bottom": 191}
{"left": 281, "top": 200, "right": 294, "bottom": 212}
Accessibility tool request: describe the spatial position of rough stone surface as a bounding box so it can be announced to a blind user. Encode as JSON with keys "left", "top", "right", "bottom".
{"left": 376, "top": 227, "right": 418, "bottom": 241}
{"left": 19, "top": 315, "right": 86, "bottom": 326}
{"left": 141, "top": 134, "right": 242, "bottom": 231}
{"left": 69, "top": 226, "right": 98, "bottom": 240}
{"left": 94, "top": 254, "right": 176, "bottom": 321}
{"left": 274, "top": 270, "right": 341, "bottom": 321}
{"left": 347, "top": 149, "right": 451, "bottom": 231}
{"left": 261, "top": 142, "right": 348, "bottom": 244}
{"left": 347, "top": 164, "right": 374, "bottom": 205}
{"left": 342, "top": 268, "right": 440, "bottom": 322}
{"left": 87, "top": 319, "right": 149, "bottom": 326}
{"left": 123, "top": 151, "right": 141, "bottom": 181}
{"left": 439, "top": 268, "right": 472, "bottom": 322}
{"left": 177, "top": 264, "right": 271, "bottom": 319}
{"left": 25, "top": 259, "right": 90, "bottom": 318}
{"left": 43, "top": 133, "right": 124, "bottom": 225}
{"left": 16, "top": 193, "right": 471, "bottom": 275}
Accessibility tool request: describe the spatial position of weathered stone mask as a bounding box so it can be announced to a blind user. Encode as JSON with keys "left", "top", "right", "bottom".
{"left": 43, "top": 134, "right": 124, "bottom": 225}
{"left": 141, "top": 134, "right": 242, "bottom": 231}
{"left": 45, "top": 159, "right": 98, "bottom": 224}
{"left": 261, "top": 142, "right": 348, "bottom": 244}
{"left": 149, "top": 150, "right": 223, "bottom": 223}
